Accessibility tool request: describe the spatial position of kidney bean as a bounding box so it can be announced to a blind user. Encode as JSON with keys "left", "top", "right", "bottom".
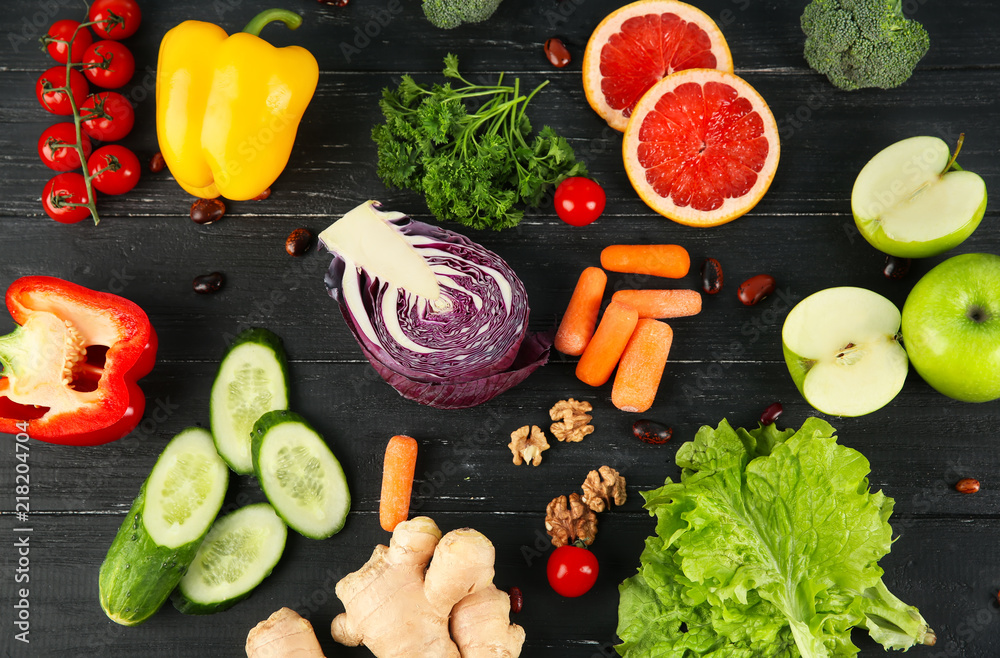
{"left": 737, "top": 274, "right": 776, "bottom": 306}
{"left": 193, "top": 272, "right": 224, "bottom": 294}
{"left": 632, "top": 419, "right": 672, "bottom": 445}
{"left": 882, "top": 255, "right": 911, "bottom": 280}
{"left": 700, "top": 258, "right": 723, "bottom": 295}
{"left": 508, "top": 587, "right": 523, "bottom": 613}
{"left": 190, "top": 198, "right": 226, "bottom": 225}
{"left": 544, "top": 38, "right": 571, "bottom": 68}
{"left": 285, "top": 228, "right": 314, "bottom": 257}
{"left": 759, "top": 402, "right": 783, "bottom": 426}
{"left": 252, "top": 187, "right": 271, "bottom": 201}
{"left": 955, "top": 478, "right": 980, "bottom": 494}
{"left": 149, "top": 152, "right": 165, "bottom": 173}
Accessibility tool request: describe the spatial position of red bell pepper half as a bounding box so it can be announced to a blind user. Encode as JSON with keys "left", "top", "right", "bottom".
{"left": 0, "top": 276, "right": 157, "bottom": 446}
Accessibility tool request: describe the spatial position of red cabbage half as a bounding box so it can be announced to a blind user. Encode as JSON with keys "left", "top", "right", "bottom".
{"left": 319, "top": 201, "right": 551, "bottom": 409}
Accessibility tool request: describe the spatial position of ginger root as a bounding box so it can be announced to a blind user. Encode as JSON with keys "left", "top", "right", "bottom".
{"left": 331, "top": 516, "right": 525, "bottom": 657}
{"left": 246, "top": 607, "right": 325, "bottom": 658}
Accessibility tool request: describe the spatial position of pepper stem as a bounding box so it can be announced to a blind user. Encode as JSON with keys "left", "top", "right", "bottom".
{"left": 242, "top": 9, "right": 303, "bottom": 36}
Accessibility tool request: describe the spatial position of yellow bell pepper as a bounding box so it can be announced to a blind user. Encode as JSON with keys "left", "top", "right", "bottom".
{"left": 156, "top": 9, "right": 319, "bottom": 200}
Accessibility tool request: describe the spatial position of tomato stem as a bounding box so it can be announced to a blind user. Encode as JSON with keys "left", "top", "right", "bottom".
{"left": 65, "top": 19, "right": 100, "bottom": 225}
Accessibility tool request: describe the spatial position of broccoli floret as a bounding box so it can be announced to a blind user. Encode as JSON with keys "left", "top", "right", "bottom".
{"left": 801, "top": 0, "right": 930, "bottom": 90}
{"left": 422, "top": 0, "right": 504, "bottom": 30}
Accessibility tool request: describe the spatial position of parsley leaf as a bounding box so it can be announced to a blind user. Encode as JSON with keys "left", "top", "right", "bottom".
{"left": 371, "top": 55, "right": 587, "bottom": 230}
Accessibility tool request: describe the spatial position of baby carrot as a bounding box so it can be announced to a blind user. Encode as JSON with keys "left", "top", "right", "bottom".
{"left": 555, "top": 267, "right": 608, "bottom": 356}
{"left": 576, "top": 300, "right": 639, "bottom": 387}
{"left": 380, "top": 435, "right": 418, "bottom": 532}
{"left": 612, "top": 319, "right": 674, "bottom": 413}
{"left": 600, "top": 245, "right": 690, "bottom": 278}
{"left": 611, "top": 289, "right": 702, "bottom": 319}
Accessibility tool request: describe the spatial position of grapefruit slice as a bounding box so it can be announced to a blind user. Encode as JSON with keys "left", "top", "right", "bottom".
{"left": 623, "top": 68, "right": 779, "bottom": 227}
{"left": 583, "top": 0, "right": 733, "bottom": 132}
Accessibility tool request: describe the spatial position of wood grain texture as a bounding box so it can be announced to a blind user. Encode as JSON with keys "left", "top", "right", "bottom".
{"left": 1, "top": 0, "right": 999, "bottom": 656}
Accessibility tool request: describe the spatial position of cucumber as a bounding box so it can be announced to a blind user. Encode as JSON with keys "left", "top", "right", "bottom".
{"left": 210, "top": 328, "right": 289, "bottom": 474}
{"left": 99, "top": 428, "right": 229, "bottom": 626}
{"left": 252, "top": 410, "right": 351, "bottom": 539}
{"left": 172, "top": 503, "right": 287, "bottom": 614}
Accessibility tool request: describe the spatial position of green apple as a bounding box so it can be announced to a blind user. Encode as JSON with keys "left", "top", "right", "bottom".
{"left": 852, "top": 135, "right": 987, "bottom": 258}
{"left": 901, "top": 253, "right": 1000, "bottom": 402}
{"left": 782, "top": 287, "right": 908, "bottom": 416}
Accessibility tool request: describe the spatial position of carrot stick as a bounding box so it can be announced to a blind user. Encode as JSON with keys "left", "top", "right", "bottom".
{"left": 576, "top": 300, "right": 639, "bottom": 387}
{"left": 612, "top": 319, "right": 674, "bottom": 413}
{"left": 380, "top": 435, "right": 418, "bottom": 532}
{"left": 600, "top": 245, "right": 690, "bottom": 278}
{"left": 611, "top": 289, "right": 702, "bottom": 319}
{"left": 555, "top": 267, "right": 608, "bottom": 356}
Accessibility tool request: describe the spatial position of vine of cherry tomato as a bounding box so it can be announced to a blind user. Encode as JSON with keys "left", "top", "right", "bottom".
{"left": 36, "top": 67, "right": 90, "bottom": 116}
{"left": 36, "top": 4, "right": 142, "bottom": 224}
{"left": 42, "top": 173, "right": 92, "bottom": 224}
{"left": 38, "top": 123, "right": 93, "bottom": 172}
{"left": 88, "top": 0, "right": 142, "bottom": 40}
{"left": 82, "top": 40, "right": 135, "bottom": 89}
{"left": 81, "top": 92, "right": 135, "bottom": 141}
{"left": 44, "top": 19, "right": 93, "bottom": 64}
{"left": 88, "top": 145, "right": 140, "bottom": 195}
{"left": 547, "top": 544, "right": 599, "bottom": 597}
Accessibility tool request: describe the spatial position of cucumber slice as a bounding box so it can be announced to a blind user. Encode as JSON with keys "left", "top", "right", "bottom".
{"left": 252, "top": 410, "right": 351, "bottom": 540}
{"left": 210, "top": 328, "right": 289, "bottom": 474}
{"left": 99, "top": 428, "right": 228, "bottom": 626}
{"left": 172, "top": 503, "right": 287, "bottom": 615}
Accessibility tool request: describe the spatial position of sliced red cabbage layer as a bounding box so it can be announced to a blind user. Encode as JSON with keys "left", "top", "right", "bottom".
{"left": 320, "top": 201, "right": 551, "bottom": 409}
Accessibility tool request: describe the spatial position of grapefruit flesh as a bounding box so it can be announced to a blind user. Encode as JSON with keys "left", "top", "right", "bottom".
{"left": 623, "top": 69, "right": 779, "bottom": 227}
{"left": 584, "top": 0, "right": 733, "bottom": 132}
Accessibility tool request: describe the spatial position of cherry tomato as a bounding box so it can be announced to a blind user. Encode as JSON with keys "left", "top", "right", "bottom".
{"left": 554, "top": 177, "right": 606, "bottom": 227}
{"left": 547, "top": 545, "right": 599, "bottom": 597}
{"left": 42, "top": 173, "right": 92, "bottom": 224}
{"left": 88, "top": 0, "right": 142, "bottom": 40}
{"left": 82, "top": 40, "right": 135, "bottom": 89}
{"left": 81, "top": 92, "right": 135, "bottom": 141}
{"left": 38, "top": 123, "right": 93, "bottom": 172}
{"left": 35, "top": 67, "right": 90, "bottom": 116}
{"left": 44, "top": 20, "right": 93, "bottom": 64}
{"left": 88, "top": 145, "right": 140, "bottom": 195}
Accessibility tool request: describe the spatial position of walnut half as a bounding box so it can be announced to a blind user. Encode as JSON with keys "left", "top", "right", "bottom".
{"left": 545, "top": 493, "right": 598, "bottom": 547}
{"left": 549, "top": 398, "right": 594, "bottom": 443}
{"left": 508, "top": 425, "right": 549, "bottom": 466}
{"left": 581, "top": 466, "right": 627, "bottom": 513}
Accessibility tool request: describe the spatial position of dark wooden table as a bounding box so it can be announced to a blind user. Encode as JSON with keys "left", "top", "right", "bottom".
{"left": 2, "top": 0, "right": 999, "bottom": 656}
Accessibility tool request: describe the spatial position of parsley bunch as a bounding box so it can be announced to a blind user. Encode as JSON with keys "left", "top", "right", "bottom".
{"left": 372, "top": 54, "right": 587, "bottom": 231}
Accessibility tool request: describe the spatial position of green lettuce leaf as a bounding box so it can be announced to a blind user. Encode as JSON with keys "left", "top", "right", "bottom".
{"left": 618, "top": 418, "right": 934, "bottom": 657}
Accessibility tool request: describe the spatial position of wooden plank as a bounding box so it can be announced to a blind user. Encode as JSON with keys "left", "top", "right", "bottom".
{"left": 4, "top": 358, "right": 1000, "bottom": 523}
{"left": 0, "top": 511, "right": 990, "bottom": 656}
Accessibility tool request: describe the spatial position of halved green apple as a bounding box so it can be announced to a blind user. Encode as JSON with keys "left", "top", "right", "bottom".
{"left": 852, "top": 135, "right": 987, "bottom": 258}
{"left": 782, "top": 287, "right": 908, "bottom": 417}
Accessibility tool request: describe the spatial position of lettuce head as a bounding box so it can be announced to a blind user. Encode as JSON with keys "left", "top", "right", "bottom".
{"left": 617, "top": 417, "right": 935, "bottom": 657}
